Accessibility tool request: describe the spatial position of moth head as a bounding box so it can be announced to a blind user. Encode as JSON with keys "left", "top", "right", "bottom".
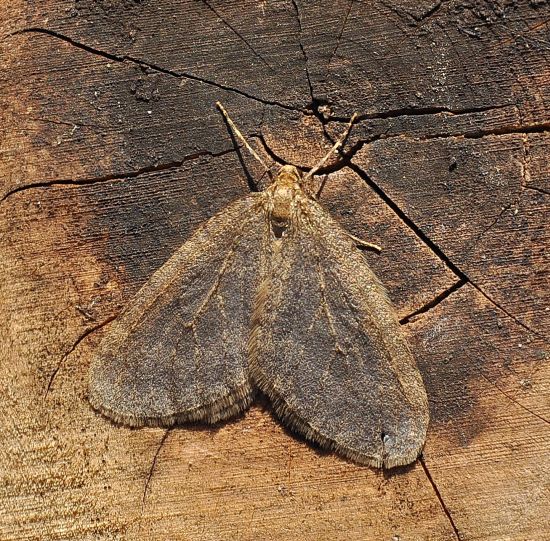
{"left": 275, "top": 165, "right": 302, "bottom": 185}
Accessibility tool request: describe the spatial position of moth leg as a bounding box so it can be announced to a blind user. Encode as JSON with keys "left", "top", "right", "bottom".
{"left": 347, "top": 233, "right": 382, "bottom": 252}
{"left": 313, "top": 174, "right": 329, "bottom": 200}
{"left": 216, "top": 101, "right": 273, "bottom": 182}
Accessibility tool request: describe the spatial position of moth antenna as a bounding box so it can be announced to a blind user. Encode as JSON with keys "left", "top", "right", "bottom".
{"left": 303, "top": 113, "right": 358, "bottom": 183}
{"left": 216, "top": 101, "right": 273, "bottom": 180}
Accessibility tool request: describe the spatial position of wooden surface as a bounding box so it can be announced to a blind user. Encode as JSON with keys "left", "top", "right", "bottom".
{"left": 1, "top": 1, "right": 549, "bottom": 540}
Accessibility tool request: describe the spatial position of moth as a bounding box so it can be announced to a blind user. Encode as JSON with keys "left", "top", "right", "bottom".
{"left": 89, "top": 103, "right": 429, "bottom": 468}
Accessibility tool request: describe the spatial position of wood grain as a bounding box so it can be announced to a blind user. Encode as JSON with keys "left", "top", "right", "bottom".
{"left": 1, "top": 1, "right": 549, "bottom": 540}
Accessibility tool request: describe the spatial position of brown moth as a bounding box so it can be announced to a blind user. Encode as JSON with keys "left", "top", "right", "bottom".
{"left": 89, "top": 103, "right": 429, "bottom": 468}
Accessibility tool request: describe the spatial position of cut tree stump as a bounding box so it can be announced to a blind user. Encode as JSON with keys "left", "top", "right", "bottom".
{"left": 1, "top": 1, "right": 549, "bottom": 540}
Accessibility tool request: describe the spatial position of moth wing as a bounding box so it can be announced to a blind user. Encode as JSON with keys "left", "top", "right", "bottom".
{"left": 250, "top": 197, "right": 429, "bottom": 467}
{"left": 90, "top": 193, "right": 269, "bottom": 426}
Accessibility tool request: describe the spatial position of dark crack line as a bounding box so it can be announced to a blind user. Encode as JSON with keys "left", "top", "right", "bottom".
{"left": 479, "top": 374, "right": 550, "bottom": 426}
{"left": 345, "top": 121, "right": 550, "bottom": 147}
{"left": 7, "top": 28, "right": 304, "bottom": 113}
{"left": 463, "top": 121, "right": 550, "bottom": 140}
{"left": 254, "top": 130, "right": 360, "bottom": 178}
{"left": 1, "top": 148, "right": 235, "bottom": 203}
{"left": 347, "top": 162, "right": 466, "bottom": 284}
{"left": 258, "top": 109, "right": 368, "bottom": 171}
{"left": 220, "top": 126, "right": 265, "bottom": 193}
{"left": 467, "top": 202, "right": 514, "bottom": 254}
{"left": 329, "top": 103, "right": 512, "bottom": 123}
{"left": 290, "top": 0, "right": 315, "bottom": 106}
{"left": 416, "top": 0, "right": 447, "bottom": 23}
{"left": 326, "top": 0, "right": 354, "bottom": 72}
{"left": 473, "top": 287, "right": 547, "bottom": 342}
{"left": 500, "top": 17, "right": 550, "bottom": 47}
{"left": 142, "top": 428, "right": 171, "bottom": 509}
{"left": 45, "top": 315, "right": 117, "bottom": 397}
{"left": 525, "top": 185, "right": 550, "bottom": 196}
{"left": 377, "top": 0, "right": 416, "bottom": 25}
{"left": 348, "top": 162, "right": 547, "bottom": 341}
{"left": 253, "top": 133, "right": 289, "bottom": 167}
{"left": 400, "top": 280, "right": 466, "bottom": 324}
{"left": 200, "top": 0, "right": 275, "bottom": 72}
{"left": 420, "top": 456, "right": 461, "bottom": 540}
{"left": 387, "top": 122, "right": 550, "bottom": 142}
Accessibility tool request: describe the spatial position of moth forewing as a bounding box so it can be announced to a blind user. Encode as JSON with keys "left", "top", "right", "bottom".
{"left": 249, "top": 192, "right": 428, "bottom": 468}
{"left": 89, "top": 195, "right": 267, "bottom": 427}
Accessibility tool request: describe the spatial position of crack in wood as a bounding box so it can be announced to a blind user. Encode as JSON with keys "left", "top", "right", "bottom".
{"left": 142, "top": 429, "right": 172, "bottom": 510}
{"left": 1, "top": 149, "right": 235, "bottom": 203}
{"left": 326, "top": 0, "right": 354, "bottom": 72}
{"left": 6, "top": 27, "right": 305, "bottom": 113}
{"left": 500, "top": 18, "right": 550, "bottom": 47}
{"left": 348, "top": 161, "right": 548, "bottom": 342}
{"left": 479, "top": 374, "right": 550, "bottom": 426}
{"left": 254, "top": 129, "right": 359, "bottom": 178}
{"left": 525, "top": 185, "right": 550, "bottom": 196}
{"left": 338, "top": 122, "right": 550, "bottom": 159}
{"left": 400, "top": 280, "right": 466, "bottom": 324}
{"left": 337, "top": 122, "right": 550, "bottom": 153}
{"left": 252, "top": 133, "right": 287, "bottom": 168}
{"left": 290, "top": 0, "right": 315, "bottom": 106}
{"left": 216, "top": 109, "right": 272, "bottom": 192}
{"left": 324, "top": 103, "right": 548, "bottom": 141}
{"left": 348, "top": 161, "right": 464, "bottom": 276}
{"left": 377, "top": 0, "right": 417, "bottom": 25}
{"left": 467, "top": 202, "right": 515, "bottom": 254}
{"left": 384, "top": 122, "right": 550, "bottom": 142}
{"left": 420, "top": 456, "right": 462, "bottom": 540}
{"left": 472, "top": 286, "right": 548, "bottom": 342}
{"left": 45, "top": 315, "right": 117, "bottom": 397}
{"left": 463, "top": 122, "right": 550, "bottom": 140}
{"left": 331, "top": 103, "right": 512, "bottom": 123}
{"left": 415, "top": 0, "right": 448, "bottom": 24}
{"left": 200, "top": 0, "right": 275, "bottom": 73}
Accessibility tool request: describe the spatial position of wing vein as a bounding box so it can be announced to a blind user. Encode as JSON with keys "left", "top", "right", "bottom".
{"left": 184, "top": 213, "right": 256, "bottom": 328}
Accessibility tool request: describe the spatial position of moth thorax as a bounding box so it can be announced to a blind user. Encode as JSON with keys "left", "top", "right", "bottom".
{"left": 270, "top": 186, "right": 295, "bottom": 238}
{"left": 269, "top": 165, "right": 301, "bottom": 239}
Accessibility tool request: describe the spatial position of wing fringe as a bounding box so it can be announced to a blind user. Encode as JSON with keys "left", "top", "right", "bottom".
{"left": 89, "top": 379, "right": 253, "bottom": 427}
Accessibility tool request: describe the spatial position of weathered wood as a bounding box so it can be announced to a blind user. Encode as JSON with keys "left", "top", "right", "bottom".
{"left": 1, "top": 1, "right": 549, "bottom": 540}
